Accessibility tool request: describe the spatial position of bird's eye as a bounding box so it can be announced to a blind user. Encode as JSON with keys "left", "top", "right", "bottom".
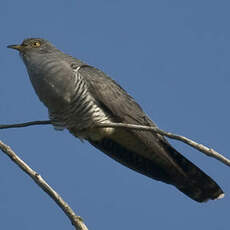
{"left": 32, "top": 41, "right": 41, "bottom": 47}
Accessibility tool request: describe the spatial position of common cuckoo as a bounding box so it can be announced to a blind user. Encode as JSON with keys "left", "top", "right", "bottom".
{"left": 8, "top": 38, "right": 224, "bottom": 202}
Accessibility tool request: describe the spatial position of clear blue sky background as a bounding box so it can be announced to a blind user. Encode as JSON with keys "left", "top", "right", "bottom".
{"left": 0, "top": 1, "right": 229, "bottom": 229}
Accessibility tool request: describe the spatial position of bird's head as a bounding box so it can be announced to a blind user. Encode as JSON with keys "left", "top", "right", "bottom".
{"left": 7, "top": 38, "right": 55, "bottom": 55}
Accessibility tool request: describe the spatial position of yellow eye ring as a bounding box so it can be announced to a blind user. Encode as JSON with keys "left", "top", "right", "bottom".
{"left": 33, "top": 41, "right": 41, "bottom": 47}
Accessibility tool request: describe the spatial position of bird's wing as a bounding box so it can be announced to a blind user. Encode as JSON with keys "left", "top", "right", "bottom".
{"left": 70, "top": 64, "right": 224, "bottom": 202}
{"left": 77, "top": 65, "right": 156, "bottom": 126}
{"left": 76, "top": 65, "right": 185, "bottom": 171}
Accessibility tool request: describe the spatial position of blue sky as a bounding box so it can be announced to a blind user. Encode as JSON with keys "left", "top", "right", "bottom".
{"left": 0, "top": 0, "right": 229, "bottom": 229}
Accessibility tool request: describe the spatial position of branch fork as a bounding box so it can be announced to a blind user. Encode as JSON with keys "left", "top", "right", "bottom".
{"left": 1, "top": 119, "right": 229, "bottom": 229}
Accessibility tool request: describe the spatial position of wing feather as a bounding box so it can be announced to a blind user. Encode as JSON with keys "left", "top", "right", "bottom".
{"left": 76, "top": 65, "right": 186, "bottom": 176}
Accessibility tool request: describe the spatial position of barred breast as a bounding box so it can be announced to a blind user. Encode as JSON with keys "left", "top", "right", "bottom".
{"left": 50, "top": 64, "right": 115, "bottom": 140}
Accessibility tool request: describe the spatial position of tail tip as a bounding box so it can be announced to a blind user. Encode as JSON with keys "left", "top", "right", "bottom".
{"left": 203, "top": 192, "right": 225, "bottom": 202}
{"left": 215, "top": 192, "right": 225, "bottom": 200}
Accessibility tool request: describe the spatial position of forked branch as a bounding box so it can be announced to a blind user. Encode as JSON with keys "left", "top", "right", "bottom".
{"left": 1, "top": 120, "right": 229, "bottom": 229}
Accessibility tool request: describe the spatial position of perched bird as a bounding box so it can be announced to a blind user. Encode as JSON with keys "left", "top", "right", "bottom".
{"left": 8, "top": 38, "right": 224, "bottom": 202}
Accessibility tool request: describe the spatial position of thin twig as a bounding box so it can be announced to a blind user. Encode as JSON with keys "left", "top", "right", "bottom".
{"left": 0, "top": 120, "right": 51, "bottom": 129}
{"left": 96, "top": 122, "right": 230, "bottom": 167}
{"left": 0, "top": 140, "right": 88, "bottom": 230}
{"left": 1, "top": 120, "right": 229, "bottom": 167}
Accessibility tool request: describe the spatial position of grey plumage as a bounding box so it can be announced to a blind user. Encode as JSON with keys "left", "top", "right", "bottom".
{"left": 8, "top": 38, "right": 224, "bottom": 202}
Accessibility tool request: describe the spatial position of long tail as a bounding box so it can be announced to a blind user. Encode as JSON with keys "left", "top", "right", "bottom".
{"left": 162, "top": 143, "right": 224, "bottom": 202}
{"left": 88, "top": 137, "right": 224, "bottom": 202}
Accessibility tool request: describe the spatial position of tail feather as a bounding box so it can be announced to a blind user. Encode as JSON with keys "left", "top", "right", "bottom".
{"left": 89, "top": 137, "right": 224, "bottom": 202}
{"left": 163, "top": 144, "right": 224, "bottom": 202}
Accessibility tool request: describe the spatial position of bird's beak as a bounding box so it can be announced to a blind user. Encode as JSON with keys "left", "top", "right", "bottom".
{"left": 7, "top": 44, "right": 23, "bottom": 51}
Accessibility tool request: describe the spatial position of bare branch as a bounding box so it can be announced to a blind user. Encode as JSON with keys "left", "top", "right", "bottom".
{"left": 1, "top": 120, "right": 229, "bottom": 167}
{"left": 96, "top": 123, "right": 230, "bottom": 167}
{"left": 0, "top": 120, "right": 51, "bottom": 129}
{"left": 0, "top": 140, "right": 88, "bottom": 230}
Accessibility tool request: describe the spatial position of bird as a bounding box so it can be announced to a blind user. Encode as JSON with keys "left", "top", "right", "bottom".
{"left": 8, "top": 38, "right": 224, "bottom": 202}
